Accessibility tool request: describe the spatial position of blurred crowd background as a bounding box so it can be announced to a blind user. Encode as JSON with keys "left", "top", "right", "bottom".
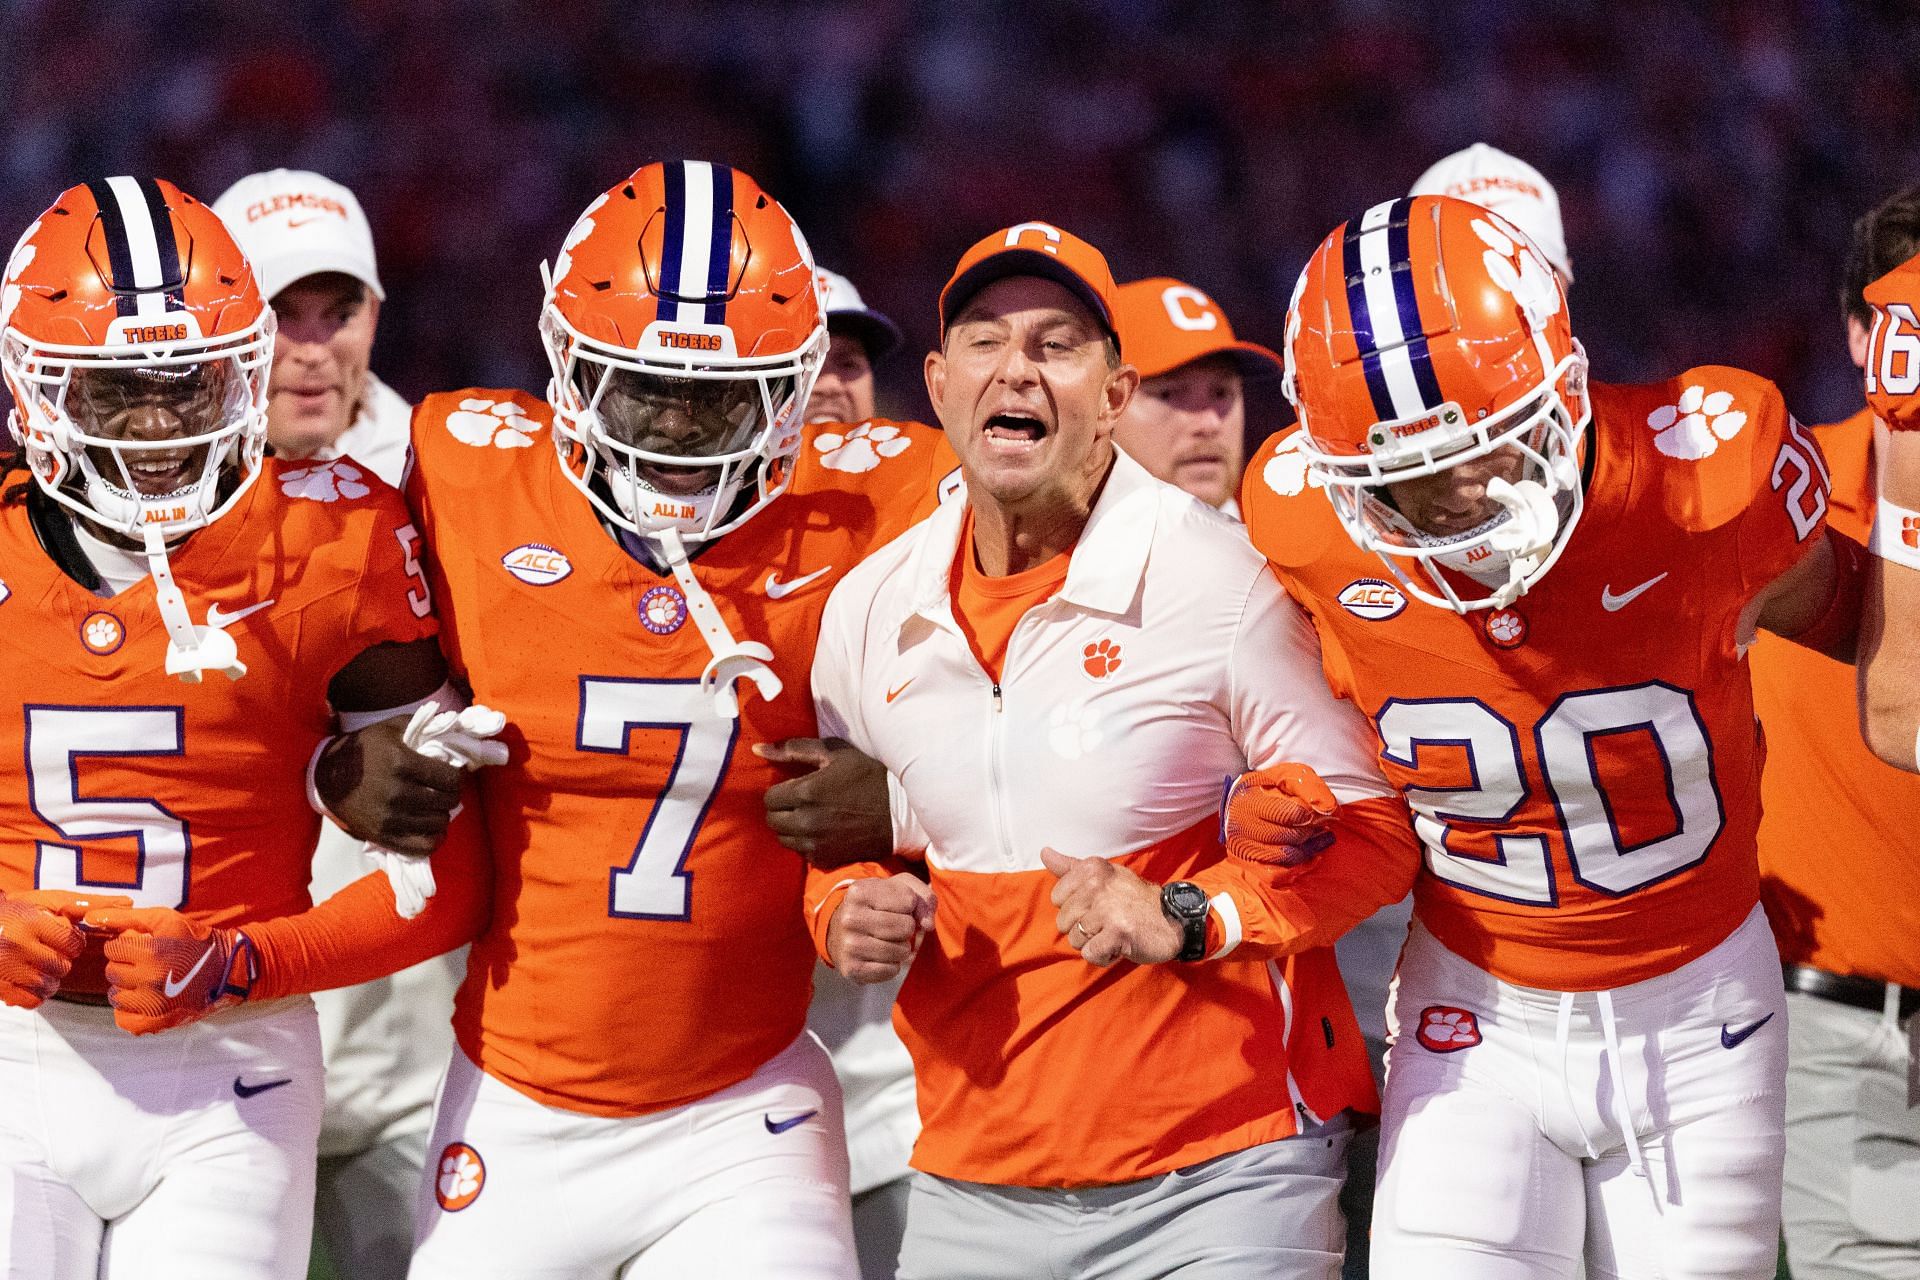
{"left": 5, "top": 0, "right": 1919, "bottom": 436}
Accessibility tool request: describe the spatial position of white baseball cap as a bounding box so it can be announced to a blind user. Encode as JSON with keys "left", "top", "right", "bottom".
{"left": 815, "top": 267, "right": 902, "bottom": 361}
{"left": 1411, "top": 143, "right": 1573, "bottom": 282}
{"left": 211, "top": 168, "right": 385, "bottom": 301}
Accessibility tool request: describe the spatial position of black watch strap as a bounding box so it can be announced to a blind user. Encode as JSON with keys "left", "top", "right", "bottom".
{"left": 1162, "top": 880, "right": 1210, "bottom": 962}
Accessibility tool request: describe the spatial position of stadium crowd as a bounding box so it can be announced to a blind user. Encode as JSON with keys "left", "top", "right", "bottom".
{"left": 5, "top": 0, "right": 1918, "bottom": 426}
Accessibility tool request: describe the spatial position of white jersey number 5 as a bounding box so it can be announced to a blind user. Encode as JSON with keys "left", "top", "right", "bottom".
{"left": 27, "top": 705, "right": 190, "bottom": 907}
{"left": 579, "top": 678, "right": 737, "bottom": 921}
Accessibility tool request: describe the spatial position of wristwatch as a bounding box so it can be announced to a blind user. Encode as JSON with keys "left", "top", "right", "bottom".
{"left": 1161, "top": 881, "right": 1210, "bottom": 962}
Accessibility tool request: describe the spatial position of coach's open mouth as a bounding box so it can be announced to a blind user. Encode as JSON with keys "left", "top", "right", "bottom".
{"left": 982, "top": 412, "right": 1047, "bottom": 449}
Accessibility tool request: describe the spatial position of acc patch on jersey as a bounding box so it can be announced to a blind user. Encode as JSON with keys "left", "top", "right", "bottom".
{"left": 1337, "top": 578, "right": 1407, "bottom": 621}
{"left": 1415, "top": 1006, "right": 1482, "bottom": 1054}
{"left": 434, "top": 1142, "right": 486, "bottom": 1212}
{"left": 501, "top": 542, "right": 572, "bottom": 586}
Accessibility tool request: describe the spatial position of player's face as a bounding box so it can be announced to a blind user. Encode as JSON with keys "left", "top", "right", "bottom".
{"left": 267, "top": 273, "right": 377, "bottom": 459}
{"left": 807, "top": 332, "right": 875, "bottom": 424}
{"left": 928, "top": 276, "right": 1136, "bottom": 510}
{"left": 70, "top": 363, "right": 238, "bottom": 497}
{"left": 1114, "top": 356, "right": 1244, "bottom": 508}
{"left": 587, "top": 367, "right": 769, "bottom": 497}
{"left": 1382, "top": 444, "right": 1528, "bottom": 538}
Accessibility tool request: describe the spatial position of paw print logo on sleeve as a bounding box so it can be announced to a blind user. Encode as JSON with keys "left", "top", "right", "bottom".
{"left": 434, "top": 1142, "right": 486, "bottom": 1212}
{"left": 815, "top": 423, "right": 912, "bottom": 473}
{"left": 1646, "top": 385, "right": 1749, "bottom": 460}
{"left": 1414, "top": 1005, "right": 1482, "bottom": 1053}
{"left": 1262, "top": 431, "right": 1323, "bottom": 499}
{"left": 1082, "top": 638, "right": 1123, "bottom": 680}
{"left": 279, "top": 460, "right": 371, "bottom": 503}
{"left": 1904, "top": 516, "right": 1920, "bottom": 551}
{"left": 447, "top": 398, "right": 542, "bottom": 449}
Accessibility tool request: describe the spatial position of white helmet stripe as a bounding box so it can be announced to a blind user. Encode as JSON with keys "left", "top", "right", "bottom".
{"left": 1353, "top": 200, "right": 1429, "bottom": 421}
{"left": 103, "top": 176, "right": 171, "bottom": 319}
{"left": 673, "top": 161, "right": 716, "bottom": 317}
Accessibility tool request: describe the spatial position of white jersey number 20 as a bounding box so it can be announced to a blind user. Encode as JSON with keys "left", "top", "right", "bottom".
{"left": 1376, "top": 681, "right": 1725, "bottom": 905}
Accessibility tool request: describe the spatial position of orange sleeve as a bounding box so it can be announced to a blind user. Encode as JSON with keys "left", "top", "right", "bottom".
{"left": 1188, "top": 794, "right": 1419, "bottom": 961}
{"left": 342, "top": 491, "right": 440, "bottom": 661}
{"left": 803, "top": 855, "right": 916, "bottom": 965}
{"left": 246, "top": 802, "right": 489, "bottom": 1000}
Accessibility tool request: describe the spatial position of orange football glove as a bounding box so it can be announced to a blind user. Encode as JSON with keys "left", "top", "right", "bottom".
{"left": 0, "top": 889, "right": 131, "bottom": 1008}
{"left": 84, "top": 906, "right": 256, "bottom": 1036}
{"left": 1222, "top": 762, "right": 1340, "bottom": 867}
{"left": 1864, "top": 253, "right": 1920, "bottom": 432}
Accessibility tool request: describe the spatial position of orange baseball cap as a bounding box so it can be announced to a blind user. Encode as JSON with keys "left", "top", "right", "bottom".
{"left": 939, "top": 222, "right": 1121, "bottom": 351}
{"left": 1113, "top": 277, "right": 1283, "bottom": 381}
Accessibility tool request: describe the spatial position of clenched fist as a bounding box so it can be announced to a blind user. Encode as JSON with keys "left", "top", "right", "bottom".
{"left": 825, "top": 874, "right": 936, "bottom": 984}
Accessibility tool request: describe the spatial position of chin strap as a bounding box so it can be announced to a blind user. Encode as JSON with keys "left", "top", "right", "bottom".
{"left": 653, "top": 526, "right": 783, "bottom": 718}
{"left": 143, "top": 527, "right": 246, "bottom": 683}
{"left": 1482, "top": 454, "right": 1578, "bottom": 608}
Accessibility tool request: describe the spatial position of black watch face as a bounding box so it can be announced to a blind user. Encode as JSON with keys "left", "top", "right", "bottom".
{"left": 1165, "top": 881, "right": 1208, "bottom": 917}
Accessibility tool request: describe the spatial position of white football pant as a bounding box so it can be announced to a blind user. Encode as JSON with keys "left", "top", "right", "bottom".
{"left": 411, "top": 1029, "right": 857, "bottom": 1279}
{"left": 1372, "top": 906, "right": 1787, "bottom": 1279}
{"left": 0, "top": 997, "right": 322, "bottom": 1279}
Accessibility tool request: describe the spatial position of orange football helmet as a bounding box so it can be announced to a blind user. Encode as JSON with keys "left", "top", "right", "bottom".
{"left": 1, "top": 178, "right": 273, "bottom": 542}
{"left": 542, "top": 160, "right": 825, "bottom": 544}
{"left": 1283, "top": 194, "right": 1590, "bottom": 611}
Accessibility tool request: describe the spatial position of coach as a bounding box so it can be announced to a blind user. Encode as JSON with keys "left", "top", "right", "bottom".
{"left": 802, "top": 223, "right": 1423, "bottom": 1279}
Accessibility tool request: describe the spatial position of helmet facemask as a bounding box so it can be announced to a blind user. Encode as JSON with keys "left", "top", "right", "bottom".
{"left": 1304, "top": 346, "right": 1590, "bottom": 613}
{"left": 542, "top": 304, "right": 820, "bottom": 545}
{"left": 1, "top": 318, "right": 273, "bottom": 545}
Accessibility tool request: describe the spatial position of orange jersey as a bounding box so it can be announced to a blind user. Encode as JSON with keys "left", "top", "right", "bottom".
{"left": 1753, "top": 409, "right": 1920, "bottom": 988}
{"left": 0, "top": 460, "right": 437, "bottom": 992}
{"left": 1245, "top": 366, "right": 1831, "bottom": 991}
{"left": 408, "top": 392, "right": 954, "bottom": 1116}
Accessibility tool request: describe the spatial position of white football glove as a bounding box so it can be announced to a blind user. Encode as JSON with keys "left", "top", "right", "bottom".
{"left": 368, "top": 701, "right": 509, "bottom": 918}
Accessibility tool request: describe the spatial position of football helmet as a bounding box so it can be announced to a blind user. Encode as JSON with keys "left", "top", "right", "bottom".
{"left": 1, "top": 177, "right": 273, "bottom": 543}
{"left": 542, "top": 160, "right": 825, "bottom": 544}
{"left": 1283, "top": 194, "right": 1590, "bottom": 612}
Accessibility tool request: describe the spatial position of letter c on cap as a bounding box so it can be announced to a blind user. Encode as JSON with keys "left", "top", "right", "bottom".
{"left": 1003, "top": 222, "right": 1063, "bottom": 255}
{"left": 1161, "top": 285, "right": 1219, "bottom": 332}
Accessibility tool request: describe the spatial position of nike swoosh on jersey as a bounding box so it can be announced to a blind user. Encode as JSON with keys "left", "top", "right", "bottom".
{"left": 765, "top": 567, "right": 833, "bottom": 600}
{"left": 1719, "top": 1012, "right": 1774, "bottom": 1049}
{"left": 763, "top": 1110, "right": 818, "bottom": 1135}
{"left": 232, "top": 1076, "right": 293, "bottom": 1099}
{"left": 1600, "top": 574, "right": 1667, "bottom": 612}
{"left": 162, "top": 942, "right": 216, "bottom": 998}
{"left": 885, "top": 679, "right": 914, "bottom": 704}
{"left": 205, "top": 598, "right": 276, "bottom": 629}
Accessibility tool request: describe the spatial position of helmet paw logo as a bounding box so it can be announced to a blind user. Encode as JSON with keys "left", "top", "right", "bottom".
{"left": 1262, "top": 431, "right": 1324, "bottom": 498}
{"left": 815, "top": 423, "right": 911, "bottom": 473}
{"left": 279, "top": 460, "right": 369, "bottom": 503}
{"left": 1471, "top": 218, "right": 1561, "bottom": 327}
{"left": 447, "top": 398, "right": 541, "bottom": 449}
{"left": 0, "top": 223, "right": 36, "bottom": 328}
{"left": 80, "top": 611, "right": 124, "bottom": 656}
{"left": 1483, "top": 607, "right": 1528, "bottom": 649}
{"left": 1046, "top": 701, "right": 1108, "bottom": 759}
{"left": 1415, "top": 1005, "right": 1481, "bottom": 1053}
{"left": 1082, "top": 638, "right": 1123, "bottom": 680}
{"left": 434, "top": 1142, "right": 485, "bottom": 1212}
{"left": 1646, "top": 385, "right": 1748, "bottom": 460}
{"left": 1903, "top": 516, "right": 1920, "bottom": 551}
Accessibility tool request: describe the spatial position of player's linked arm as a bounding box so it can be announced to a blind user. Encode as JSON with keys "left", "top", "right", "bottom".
{"left": 1191, "top": 788, "right": 1420, "bottom": 962}
{"left": 1851, "top": 251, "right": 1920, "bottom": 769}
